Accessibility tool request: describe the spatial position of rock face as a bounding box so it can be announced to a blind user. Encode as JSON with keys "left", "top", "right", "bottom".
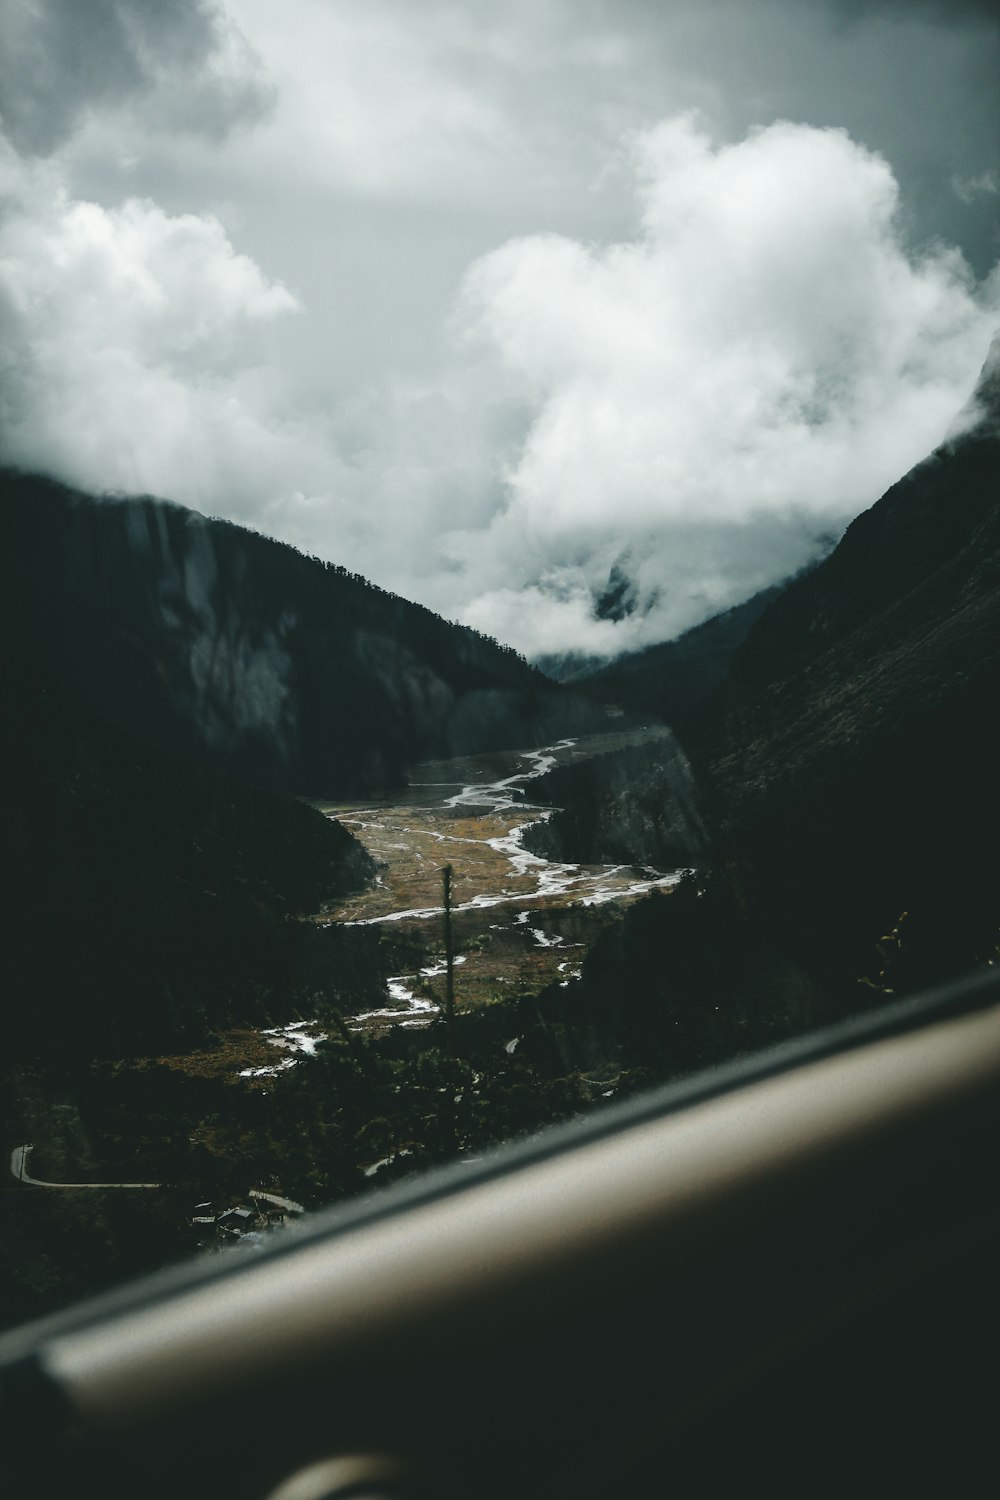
{"left": 1, "top": 470, "right": 597, "bottom": 796}
{"left": 522, "top": 731, "right": 708, "bottom": 870}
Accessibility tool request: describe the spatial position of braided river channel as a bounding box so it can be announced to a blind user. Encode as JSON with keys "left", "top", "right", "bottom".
{"left": 243, "top": 725, "right": 683, "bottom": 1076}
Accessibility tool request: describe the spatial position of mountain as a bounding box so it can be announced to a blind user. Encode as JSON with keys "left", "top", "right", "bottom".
{"left": 0, "top": 643, "right": 377, "bottom": 1061}
{"left": 698, "top": 343, "right": 1000, "bottom": 820}
{"left": 1, "top": 470, "right": 600, "bottom": 797}
{"left": 567, "top": 580, "right": 795, "bottom": 722}
{"left": 535, "top": 336, "right": 999, "bottom": 1007}
{"left": 531, "top": 652, "right": 609, "bottom": 685}
{"left": 685, "top": 334, "right": 1000, "bottom": 988}
{"left": 521, "top": 732, "right": 707, "bottom": 870}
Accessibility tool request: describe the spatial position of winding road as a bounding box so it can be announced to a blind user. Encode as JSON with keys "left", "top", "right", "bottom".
{"left": 10, "top": 1144, "right": 161, "bottom": 1189}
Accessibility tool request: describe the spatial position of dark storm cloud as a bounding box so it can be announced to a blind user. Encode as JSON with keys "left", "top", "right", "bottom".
{"left": 593, "top": 0, "right": 998, "bottom": 275}
{"left": 825, "top": 0, "right": 998, "bottom": 22}
{"left": 0, "top": 0, "right": 274, "bottom": 156}
{"left": 816, "top": 0, "right": 999, "bottom": 275}
{"left": 822, "top": 0, "right": 998, "bottom": 279}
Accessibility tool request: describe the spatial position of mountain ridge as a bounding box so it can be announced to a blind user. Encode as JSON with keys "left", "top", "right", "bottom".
{"left": 673, "top": 334, "right": 1000, "bottom": 989}
{"left": 564, "top": 579, "right": 797, "bottom": 723}
{"left": 696, "top": 344, "right": 1000, "bottom": 824}
{"left": 521, "top": 334, "right": 999, "bottom": 995}
{"left": 1, "top": 468, "right": 602, "bottom": 797}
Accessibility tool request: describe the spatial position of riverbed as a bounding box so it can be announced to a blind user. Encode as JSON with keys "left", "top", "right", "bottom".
{"left": 297, "top": 726, "right": 683, "bottom": 1039}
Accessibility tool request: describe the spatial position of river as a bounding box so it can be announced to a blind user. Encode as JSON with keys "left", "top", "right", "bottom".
{"left": 243, "top": 727, "right": 683, "bottom": 1073}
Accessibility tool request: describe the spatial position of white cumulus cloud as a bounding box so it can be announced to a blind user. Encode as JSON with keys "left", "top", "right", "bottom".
{"left": 0, "top": 158, "right": 340, "bottom": 509}
{"left": 453, "top": 116, "right": 998, "bottom": 656}
{"left": 1, "top": 114, "right": 996, "bottom": 662}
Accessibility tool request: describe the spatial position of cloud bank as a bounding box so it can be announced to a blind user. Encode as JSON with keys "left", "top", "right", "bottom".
{"left": 1, "top": 0, "right": 996, "bottom": 661}
{"left": 0, "top": 155, "right": 333, "bottom": 507}
{"left": 451, "top": 117, "right": 997, "bottom": 654}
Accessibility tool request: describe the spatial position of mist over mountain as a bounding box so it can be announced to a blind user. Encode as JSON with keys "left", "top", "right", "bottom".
{"left": 676, "top": 336, "right": 1000, "bottom": 987}
{"left": 697, "top": 334, "right": 1000, "bottom": 822}
{"left": 520, "top": 571, "right": 820, "bottom": 876}
{"left": 2, "top": 0, "right": 997, "bottom": 1349}
{"left": 536, "top": 337, "right": 1000, "bottom": 998}
{"left": 1, "top": 470, "right": 602, "bottom": 797}
{"left": 567, "top": 580, "right": 800, "bottom": 722}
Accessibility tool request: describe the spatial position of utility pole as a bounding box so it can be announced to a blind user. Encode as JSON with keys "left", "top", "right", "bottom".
{"left": 442, "top": 864, "right": 456, "bottom": 1058}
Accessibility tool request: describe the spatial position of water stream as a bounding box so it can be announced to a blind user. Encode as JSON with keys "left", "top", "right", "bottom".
{"left": 248, "top": 732, "right": 682, "bottom": 1067}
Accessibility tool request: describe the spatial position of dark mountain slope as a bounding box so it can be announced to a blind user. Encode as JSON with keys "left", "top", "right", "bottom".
{"left": 686, "top": 336, "right": 1000, "bottom": 987}
{"left": 516, "top": 583, "right": 804, "bottom": 871}
{"left": 702, "top": 378, "right": 1000, "bottom": 821}
{"left": 1, "top": 470, "right": 598, "bottom": 796}
{"left": 521, "top": 732, "right": 707, "bottom": 870}
{"left": 569, "top": 580, "right": 791, "bottom": 722}
{"left": 533, "top": 338, "right": 998, "bottom": 1031}
{"left": 696, "top": 342, "right": 999, "bottom": 802}
{"left": 1, "top": 644, "right": 376, "bottom": 1061}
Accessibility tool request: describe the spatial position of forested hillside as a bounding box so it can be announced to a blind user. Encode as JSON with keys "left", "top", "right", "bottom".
{"left": 536, "top": 338, "right": 1000, "bottom": 1009}
{"left": 570, "top": 581, "right": 790, "bottom": 722}
{"left": 1, "top": 644, "right": 377, "bottom": 1061}
{"left": 698, "top": 350, "right": 1000, "bottom": 820}
{"left": 687, "top": 337, "right": 1000, "bottom": 988}
{"left": 1, "top": 470, "right": 599, "bottom": 797}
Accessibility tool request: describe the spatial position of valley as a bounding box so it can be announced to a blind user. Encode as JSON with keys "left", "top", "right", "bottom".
{"left": 3, "top": 338, "right": 996, "bottom": 1333}
{"left": 243, "top": 726, "right": 683, "bottom": 1068}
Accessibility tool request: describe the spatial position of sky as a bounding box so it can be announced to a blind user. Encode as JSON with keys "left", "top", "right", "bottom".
{"left": 1, "top": 0, "right": 998, "bottom": 660}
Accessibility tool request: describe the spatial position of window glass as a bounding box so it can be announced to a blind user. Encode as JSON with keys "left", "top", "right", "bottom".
{"left": 2, "top": 0, "right": 997, "bottom": 1332}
